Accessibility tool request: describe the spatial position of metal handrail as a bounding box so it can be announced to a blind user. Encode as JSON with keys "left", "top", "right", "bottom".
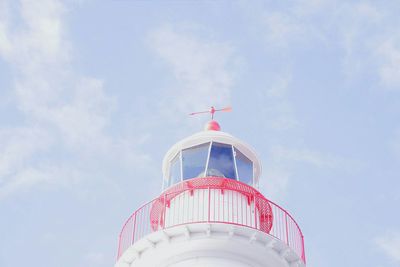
{"left": 116, "top": 177, "right": 306, "bottom": 264}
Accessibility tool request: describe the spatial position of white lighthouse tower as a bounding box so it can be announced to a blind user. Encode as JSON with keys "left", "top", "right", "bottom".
{"left": 115, "top": 109, "right": 306, "bottom": 267}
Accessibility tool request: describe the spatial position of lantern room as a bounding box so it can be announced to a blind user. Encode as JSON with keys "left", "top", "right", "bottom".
{"left": 162, "top": 122, "right": 262, "bottom": 190}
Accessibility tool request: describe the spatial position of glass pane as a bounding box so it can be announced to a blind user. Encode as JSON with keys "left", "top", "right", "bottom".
{"left": 169, "top": 153, "right": 181, "bottom": 186}
{"left": 182, "top": 143, "right": 210, "bottom": 180}
{"left": 235, "top": 148, "right": 253, "bottom": 185}
{"left": 207, "top": 142, "right": 236, "bottom": 179}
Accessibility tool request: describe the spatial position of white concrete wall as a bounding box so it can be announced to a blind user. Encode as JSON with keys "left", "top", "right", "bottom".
{"left": 116, "top": 223, "right": 304, "bottom": 267}
{"left": 168, "top": 256, "right": 251, "bottom": 267}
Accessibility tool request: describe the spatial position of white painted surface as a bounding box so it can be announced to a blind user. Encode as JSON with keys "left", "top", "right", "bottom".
{"left": 168, "top": 256, "right": 251, "bottom": 267}
{"left": 115, "top": 223, "right": 305, "bottom": 267}
{"left": 165, "top": 189, "right": 257, "bottom": 228}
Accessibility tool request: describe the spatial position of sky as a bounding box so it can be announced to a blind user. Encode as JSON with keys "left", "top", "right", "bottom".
{"left": 0, "top": 0, "right": 400, "bottom": 267}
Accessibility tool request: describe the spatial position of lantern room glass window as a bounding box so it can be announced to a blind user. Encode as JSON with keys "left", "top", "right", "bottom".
{"left": 234, "top": 148, "right": 253, "bottom": 185}
{"left": 169, "top": 153, "right": 181, "bottom": 186}
{"left": 166, "top": 142, "right": 255, "bottom": 189}
{"left": 182, "top": 143, "right": 210, "bottom": 180}
{"left": 207, "top": 142, "right": 236, "bottom": 179}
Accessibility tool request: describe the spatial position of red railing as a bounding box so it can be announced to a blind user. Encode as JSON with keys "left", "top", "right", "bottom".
{"left": 117, "top": 177, "right": 306, "bottom": 264}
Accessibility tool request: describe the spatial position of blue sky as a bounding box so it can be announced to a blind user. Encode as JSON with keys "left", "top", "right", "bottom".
{"left": 1, "top": 0, "right": 400, "bottom": 266}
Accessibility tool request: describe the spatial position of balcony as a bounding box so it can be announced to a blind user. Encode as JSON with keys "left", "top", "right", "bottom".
{"left": 117, "top": 177, "right": 306, "bottom": 264}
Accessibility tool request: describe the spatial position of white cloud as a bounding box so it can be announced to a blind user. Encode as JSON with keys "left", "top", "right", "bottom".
{"left": 257, "top": 72, "right": 298, "bottom": 131}
{"left": 260, "top": 144, "right": 363, "bottom": 199}
{"left": 0, "top": 0, "right": 68, "bottom": 65}
{"left": 262, "top": 12, "right": 308, "bottom": 49}
{"left": 376, "top": 38, "right": 400, "bottom": 88}
{"left": 376, "top": 231, "right": 400, "bottom": 263}
{"left": 270, "top": 145, "right": 364, "bottom": 172}
{"left": 333, "top": 3, "right": 384, "bottom": 79}
{"left": 392, "top": 128, "right": 400, "bottom": 160}
{"left": 270, "top": 146, "right": 338, "bottom": 169}
{"left": 320, "top": 2, "right": 400, "bottom": 89}
{"left": 148, "top": 24, "right": 236, "bottom": 125}
{"left": 249, "top": 1, "right": 400, "bottom": 89}
{"left": 252, "top": 0, "right": 329, "bottom": 51}
{"left": 0, "top": 164, "right": 82, "bottom": 199}
{"left": 37, "top": 78, "right": 115, "bottom": 149}
{"left": 327, "top": 2, "right": 400, "bottom": 90}
{"left": 260, "top": 146, "right": 332, "bottom": 200}
{"left": 0, "top": 127, "right": 51, "bottom": 194}
{"left": 0, "top": 0, "right": 149, "bottom": 198}
{"left": 261, "top": 166, "right": 290, "bottom": 201}
{"left": 0, "top": 2, "right": 12, "bottom": 57}
{"left": 82, "top": 251, "right": 106, "bottom": 265}
{"left": 247, "top": 2, "right": 381, "bottom": 199}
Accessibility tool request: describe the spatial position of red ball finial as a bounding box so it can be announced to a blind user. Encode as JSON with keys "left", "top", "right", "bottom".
{"left": 205, "top": 120, "right": 221, "bottom": 131}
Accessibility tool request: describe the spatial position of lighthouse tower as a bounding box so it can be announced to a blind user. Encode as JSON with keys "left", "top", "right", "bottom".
{"left": 115, "top": 115, "right": 306, "bottom": 267}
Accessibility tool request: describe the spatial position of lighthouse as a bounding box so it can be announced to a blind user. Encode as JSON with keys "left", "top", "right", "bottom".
{"left": 115, "top": 110, "right": 306, "bottom": 267}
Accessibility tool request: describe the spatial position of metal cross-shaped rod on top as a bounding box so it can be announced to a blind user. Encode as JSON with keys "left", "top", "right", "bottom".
{"left": 189, "top": 106, "right": 232, "bottom": 120}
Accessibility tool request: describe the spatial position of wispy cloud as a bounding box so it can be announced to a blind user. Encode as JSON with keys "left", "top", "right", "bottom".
{"left": 376, "top": 38, "right": 400, "bottom": 88}
{"left": 376, "top": 231, "right": 400, "bottom": 263}
{"left": 0, "top": 0, "right": 69, "bottom": 65}
{"left": 250, "top": 0, "right": 327, "bottom": 52}
{"left": 80, "top": 251, "right": 107, "bottom": 266}
{"left": 334, "top": 2, "right": 384, "bottom": 80}
{"left": 0, "top": 127, "right": 51, "bottom": 198}
{"left": 262, "top": 12, "right": 306, "bottom": 49}
{"left": 148, "top": 24, "right": 237, "bottom": 127}
{"left": 321, "top": 2, "right": 400, "bottom": 89}
{"left": 262, "top": 144, "right": 361, "bottom": 200}
{"left": 270, "top": 146, "right": 339, "bottom": 169}
{"left": 262, "top": 166, "right": 290, "bottom": 201}
{"left": 0, "top": 0, "right": 149, "bottom": 198}
{"left": 258, "top": 72, "right": 298, "bottom": 131}
{"left": 392, "top": 128, "right": 400, "bottom": 161}
{"left": 247, "top": 1, "right": 400, "bottom": 90}
{"left": 255, "top": 69, "right": 363, "bottom": 197}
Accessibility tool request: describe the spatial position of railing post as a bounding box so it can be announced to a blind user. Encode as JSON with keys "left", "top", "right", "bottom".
{"left": 254, "top": 192, "right": 257, "bottom": 229}
{"left": 131, "top": 213, "right": 137, "bottom": 245}
{"left": 301, "top": 234, "right": 306, "bottom": 264}
{"left": 285, "top": 213, "right": 289, "bottom": 245}
{"left": 162, "top": 193, "right": 167, "bottom": 229}
{"left": 208, "top": 187, "right": 211, "bottom": 222}
{"left": 116, "top": 233, "right": 121, "bottom": 261}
